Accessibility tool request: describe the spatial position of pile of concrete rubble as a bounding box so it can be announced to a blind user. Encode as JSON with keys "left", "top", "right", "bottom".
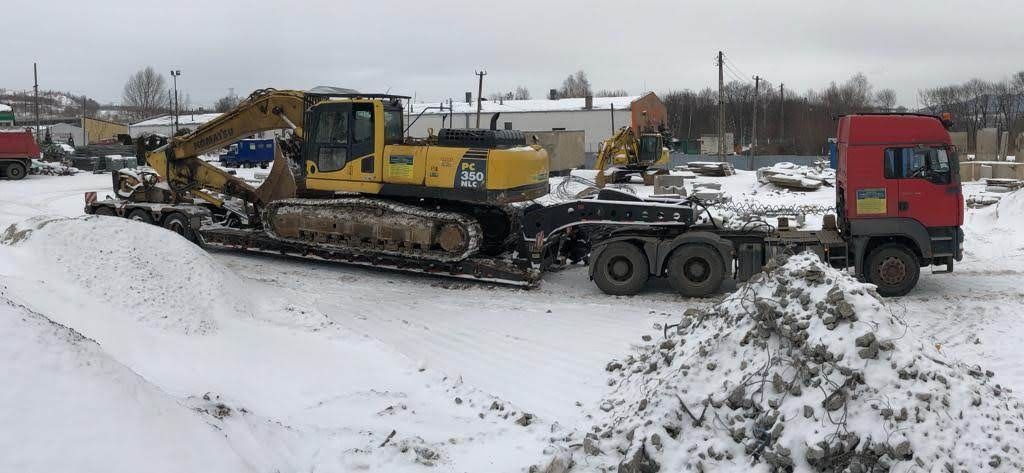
{"left": 757, "top": 162, "right": 835, "bottom": 191}
{"left": 29, "top": 159, "right": 78, "bottom": 176}
{"left": 536, "top": 253, "right": 1024, "bottom": 472}
{"left": 966, "top": 178, "right": 1023, "bottom": 208}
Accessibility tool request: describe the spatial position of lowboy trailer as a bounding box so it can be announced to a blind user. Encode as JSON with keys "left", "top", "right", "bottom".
{"left": 86, "top": 113, "right": 964, "bottom": 297}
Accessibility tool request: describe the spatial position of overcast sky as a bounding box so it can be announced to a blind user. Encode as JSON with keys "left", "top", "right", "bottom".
{"left": 4, "top": 0, "right": 1021, "bottom": 108}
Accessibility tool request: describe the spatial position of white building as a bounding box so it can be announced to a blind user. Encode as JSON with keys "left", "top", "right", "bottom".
{"left": 129, "top": 112, "right": 283, "bottom": 141}
{"left": 407, "top": 96, "right": 641, "bottom": 153}
{"left": 128, "top": 113, "right": 224, "bottom": 138}
{"left": 42, "top": 123, "right": 85, "bottom": 145}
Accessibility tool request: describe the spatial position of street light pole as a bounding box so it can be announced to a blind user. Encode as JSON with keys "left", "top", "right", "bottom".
{"left": 170, "top": 70, "right": 181, "bottom": 136}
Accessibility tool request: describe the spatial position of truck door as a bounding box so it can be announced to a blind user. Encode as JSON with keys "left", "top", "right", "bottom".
{"left": 885, "top": 147, "right": 960, "bottom": 228}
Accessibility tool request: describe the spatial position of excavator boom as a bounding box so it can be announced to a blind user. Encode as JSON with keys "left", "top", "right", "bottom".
{"left": 142, "top": 88, "right": 308, "bottom": 206}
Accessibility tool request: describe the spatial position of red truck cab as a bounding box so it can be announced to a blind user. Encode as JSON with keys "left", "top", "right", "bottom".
{"left": 836, "top": 113, "right": 964, "bottom": 295}
{"left": 0, "top": 130, "right": 39, "bottom": 180}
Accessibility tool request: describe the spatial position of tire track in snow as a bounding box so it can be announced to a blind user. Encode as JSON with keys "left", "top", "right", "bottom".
{"left": 216, "top": 251, "right": 689, "bottom": 424}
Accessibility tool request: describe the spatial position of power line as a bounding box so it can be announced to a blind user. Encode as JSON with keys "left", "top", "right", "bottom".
{"left": 722, "top": 54, "right": 751, "bottom": 80}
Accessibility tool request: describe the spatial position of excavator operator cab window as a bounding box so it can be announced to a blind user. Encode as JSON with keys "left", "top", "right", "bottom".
{"left": 639, "top": 134, "right": 661, "bottom": 163}
{"left": 384, "top": 108, "right": 404, "bottom": 144}
{"left": 314, "top": 107, "right": 350, "bottom": 172}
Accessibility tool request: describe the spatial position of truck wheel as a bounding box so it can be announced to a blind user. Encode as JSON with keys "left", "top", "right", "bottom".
{"left": 93, "top": 206, "right": 116, "bottom": 216}
{"left": 666, "top": 244, "right": 725, "bottom": 297}
{"left": 866, "top": 243, "right": 919, "bottom": 297}
{"left": 127, "top": 208, "right": 154, "bottom": 224}
{"left": 5, "top": 162, "right": 27, "bottom": 180}
{"left": 162, "top": 212, "right": 195, "bottom": 241}
{"left": 593, "top": 242, "right": 649, "bottom": 296}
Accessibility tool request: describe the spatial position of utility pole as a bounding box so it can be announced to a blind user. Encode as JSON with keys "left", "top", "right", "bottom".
{"left": 170, "top": 70, "right": 181, "bottom": 135}
{"left": 779, "top": 83, "right": 785, "bottom": 143}
{"left": 474, "top": 69, "right": 486, "bottom": 128}
{"left": 751, "top": 75, "right": 760, "bottom": 159}
{"left": 717, "top": 51, "right": 725, "bottom": 162}
{"left": 610, "top": 103, "right": 615, "bottom": 134}
{"left": 82, "top": 95, "right": 87, "bottom": 146}
{"left": 33, "top": 63, "right": 40, "bottom": 142}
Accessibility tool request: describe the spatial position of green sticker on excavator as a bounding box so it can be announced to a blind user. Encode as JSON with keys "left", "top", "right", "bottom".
{"left": 387, "top": 155, "right": 414, "bottom": 179}
{"left": 856, "top": 188, "right": 886, "bottom": 214}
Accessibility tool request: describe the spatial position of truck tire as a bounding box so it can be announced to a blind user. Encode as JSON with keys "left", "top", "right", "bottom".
{"left": 593, "top": 242, "right": 649, "bottom": 296}
{"left": 5, "top": 162, "right": 27, "bottom": 180}
{"left": 127, "top": 208, "right": 154, "bottom": 224}
{"left": 93, "top": 205, "right": 116, "bottom": 216}
{"left": 866, "top": 243, "right": 919, "bottom": 297}
{"left": 162, "top": 212, "right": 194, "bottom": 241}
{"left": 666, "top": 244, "right": 725, "bottom": 297}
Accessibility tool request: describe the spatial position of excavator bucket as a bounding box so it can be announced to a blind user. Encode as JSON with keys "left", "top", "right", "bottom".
{"left": 255, "top": 144, "right": 298, "bottom": 204}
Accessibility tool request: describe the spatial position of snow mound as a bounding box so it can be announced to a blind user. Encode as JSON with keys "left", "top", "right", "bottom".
{"left": 2, "top": 216, "right": 253, "bottom": 334}
{"left": 551, "top": 253, "right": 1024, "bottom": 472}
{"left": 964, "top": 188, "right": 1024, "bottom": 265}
{"left": 0, "top": 294, "right": 252, "bottom": 472}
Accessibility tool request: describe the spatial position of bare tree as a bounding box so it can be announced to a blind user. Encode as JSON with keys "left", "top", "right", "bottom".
{"left": 992, "top": 74, "right": 1024, "bottom": 135}
{"left": 557, "top": 70, "right": 592, "bottom": 98}
{"left": 487, "top": 86, "right": 531, "bottom": 102}
{"left": 122, "top": 66, "right": 169, "bottom": 120}
{"left": 875, "top": 88, "right": 897, "bottom": 110}
{"left": 214, "top": 92, "right": 242, "bottom": 112}
{"left": 595, "top": 89, "right": 629, "bottom": 97}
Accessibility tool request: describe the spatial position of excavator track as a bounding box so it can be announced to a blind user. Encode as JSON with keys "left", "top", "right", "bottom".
{"left": 263, "top": 197, "right": 483, "bottom": 262}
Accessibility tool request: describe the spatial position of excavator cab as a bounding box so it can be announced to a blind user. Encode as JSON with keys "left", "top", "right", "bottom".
{"left": 302, "top": 100, "right": 397, "bottom": 176}
{"left": 637, "top": 133, "right": 663, "bottom": 166}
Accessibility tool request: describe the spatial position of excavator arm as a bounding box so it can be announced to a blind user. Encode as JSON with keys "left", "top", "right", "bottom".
{"left": 143, "top": 88, "right": 309, "bottom": 206}
{"left": 594, "top": 127, "right": 639, "bottom": 188}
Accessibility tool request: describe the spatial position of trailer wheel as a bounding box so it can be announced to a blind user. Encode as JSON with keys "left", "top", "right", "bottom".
{"left": 127, "top": 208, "right": 154, "bottom": 224}
{"left": 593, "top": 242, "right": 649, "bottom": 296}
{"left": 666, "top": 244, "right": 725, "bottom": 297}
{"left": 5, "top": 162, "right": 27, "bottom": 180}
{"left": 93, "top": 206, "right": 116, "bottom": 216}
{"left": 866, "top": 243, "right": 919, "bottom": 297}
{"left": 162, "top": 212, "right": 195, "bottom": 241}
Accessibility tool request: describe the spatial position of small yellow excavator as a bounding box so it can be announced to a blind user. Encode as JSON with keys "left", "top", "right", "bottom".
{"left": 593, "top": 126, "right": 670, "bottom": 188}
{"left": 109, "top": 87, "right": 549, "bottom": 262}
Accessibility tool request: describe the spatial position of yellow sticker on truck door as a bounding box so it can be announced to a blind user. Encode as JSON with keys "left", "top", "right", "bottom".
{"left": 856, "top": 188, "right": 886, "bottom": 214}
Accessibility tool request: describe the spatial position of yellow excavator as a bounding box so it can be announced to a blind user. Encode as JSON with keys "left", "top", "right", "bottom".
{"left": 112, "top": 87, "right": 550, "bottom": 262}
{"left": 593, "top": 126, "right": 670, "bottom": 188}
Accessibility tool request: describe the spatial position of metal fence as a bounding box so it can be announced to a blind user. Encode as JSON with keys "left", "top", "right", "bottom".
{"left": 583, "top": 153, "right": 826, "bottom": 171}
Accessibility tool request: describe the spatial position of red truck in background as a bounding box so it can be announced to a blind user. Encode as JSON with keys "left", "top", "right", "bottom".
{"left": 0, "top": 130, "right": 39, "bottom": 180}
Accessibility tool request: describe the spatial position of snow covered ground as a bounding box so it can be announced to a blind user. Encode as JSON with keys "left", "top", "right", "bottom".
{"left": 1, "top": 171, "right": 1022, "bottom": 472}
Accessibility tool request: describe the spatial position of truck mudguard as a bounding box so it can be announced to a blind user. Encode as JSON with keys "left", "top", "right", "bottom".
{"left": 848, "top": 217, "right": 932, "bottom": 273}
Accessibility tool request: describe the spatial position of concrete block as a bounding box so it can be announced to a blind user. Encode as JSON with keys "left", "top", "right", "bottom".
{"left": 980, "top": 165, "right": 993, "bottom": 180}
{"left": 977, "top": 128, "right": 999, "bottom": 160}
{"left": 999, "top": 131, "right": 1010, "bottom": 160}
{"left": 654, "top": 174, "right": 687, "bottom": 195}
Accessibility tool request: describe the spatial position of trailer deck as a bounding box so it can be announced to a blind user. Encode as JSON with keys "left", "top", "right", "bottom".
{"left": 198, "top": 226, "right": 542, "bottom": 287}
